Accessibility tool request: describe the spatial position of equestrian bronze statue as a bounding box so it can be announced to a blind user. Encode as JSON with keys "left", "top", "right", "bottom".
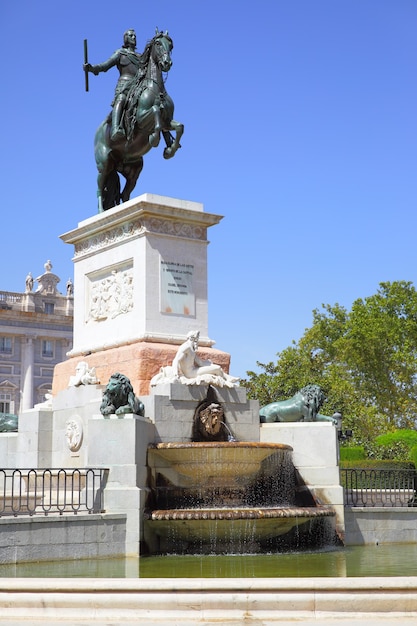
{"left": 84, "top": 29, "right": 183, "bottom": 212}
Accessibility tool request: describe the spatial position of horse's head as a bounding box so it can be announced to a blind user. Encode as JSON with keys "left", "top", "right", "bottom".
{"left": 152, "top": 31, "right": 173, "bottom": 72}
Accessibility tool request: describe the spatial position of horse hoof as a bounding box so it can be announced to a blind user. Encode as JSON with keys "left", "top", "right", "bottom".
{"left": 149, "top": 133, "right": 160, "bottom": 148}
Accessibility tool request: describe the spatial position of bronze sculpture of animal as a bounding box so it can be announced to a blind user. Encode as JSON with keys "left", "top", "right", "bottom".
{"left": 100, "top": 372, "right": 144, "bottom": 416}
{"left": 259, "top": 384, "right": 337, "bottom": 425}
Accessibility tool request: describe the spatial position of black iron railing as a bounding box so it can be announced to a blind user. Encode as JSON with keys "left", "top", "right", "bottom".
{"left": 0, "top": 468, "right": 108, "bottom": 517}
{"left": 341, "top": 468, "right": 417, "bottom": 507}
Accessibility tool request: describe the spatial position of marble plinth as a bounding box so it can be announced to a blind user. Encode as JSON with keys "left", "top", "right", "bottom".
{"left": 52, "top": 341, "right": 231, "bottom": 397}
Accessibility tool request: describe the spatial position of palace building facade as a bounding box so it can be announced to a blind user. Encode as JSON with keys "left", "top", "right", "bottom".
{"left": 0, "top": 261, "right": 73, "bottom": 417}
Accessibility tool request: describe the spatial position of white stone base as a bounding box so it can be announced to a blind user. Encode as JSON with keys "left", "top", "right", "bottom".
{"left": 0, "top": 577, "right": 416, "bottom": 624}
{"left": 345, "top": 507, "right": 417, "bottom": 545}
{"left": 260, "top": 422, "right": 345, "bottom": 539}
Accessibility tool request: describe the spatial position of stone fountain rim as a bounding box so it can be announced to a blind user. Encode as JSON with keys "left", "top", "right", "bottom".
{"left": 149, "top": 442, "right": 293, "bottom": 451}
{"left": 147, "top": 506, "right": 336, "bottom": 521}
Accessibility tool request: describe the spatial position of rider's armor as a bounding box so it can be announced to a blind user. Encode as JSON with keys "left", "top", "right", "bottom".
{"left": 91, "top": 48, "right": 142, "bottom": 140}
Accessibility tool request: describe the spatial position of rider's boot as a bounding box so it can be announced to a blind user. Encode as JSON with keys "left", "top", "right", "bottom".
{"left": 111, "top": 98, "right": 126, "bottom": 141}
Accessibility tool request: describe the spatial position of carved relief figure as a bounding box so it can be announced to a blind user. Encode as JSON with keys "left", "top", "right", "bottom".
{"left": 87, "top": 268, "right": 133, "bottom": 322}
{"left": 65, "top": 419, "right": 83, "bottom": 452}
{"left": 69, "top": 361, "right": 99, "bottom": 387}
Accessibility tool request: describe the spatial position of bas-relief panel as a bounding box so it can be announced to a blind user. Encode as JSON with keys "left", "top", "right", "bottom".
{"left": 85, "top": 263, "right": 133, "bottom": 323}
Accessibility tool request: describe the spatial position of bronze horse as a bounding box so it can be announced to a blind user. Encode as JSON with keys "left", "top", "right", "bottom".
{"left": 94, "top": 31, "right": 183, "bottom": 212}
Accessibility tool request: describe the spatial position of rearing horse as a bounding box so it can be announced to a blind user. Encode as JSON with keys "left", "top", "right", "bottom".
{"left": 94, "top": 31, "right": 184, "bottom": 212}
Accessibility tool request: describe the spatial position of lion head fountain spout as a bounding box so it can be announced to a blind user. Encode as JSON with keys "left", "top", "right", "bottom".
{"left": 191, "top": 386, "right": 236, "bottom": 443}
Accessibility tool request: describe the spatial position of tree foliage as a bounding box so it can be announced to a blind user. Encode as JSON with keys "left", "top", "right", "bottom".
{"left": 242, "top": 281, "right": 417, "bottom": 443}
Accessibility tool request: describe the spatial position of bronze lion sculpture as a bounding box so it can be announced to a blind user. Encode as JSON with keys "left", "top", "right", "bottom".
{"left": 259, "top": 384, "right": 338, "bottom": 425}
{"left": 100, "top": 372, "right": 145, "bottom": 417}
{"left": 0, "top": 413, "right": 18, "bottom": 432}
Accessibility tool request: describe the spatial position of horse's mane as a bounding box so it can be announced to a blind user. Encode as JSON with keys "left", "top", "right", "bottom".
{"left": 138, "top": 39, "right": 152, "bottom": 68}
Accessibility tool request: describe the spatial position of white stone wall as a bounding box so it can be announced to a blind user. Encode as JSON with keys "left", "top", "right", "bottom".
{"left": 0, "top": 514, "right": 126, "bottom": 564}
{"left": 344, "top": 507, "right": 417, "bottom": 545}
{"left": 145, "top": 383, "right": 260, "bottom": 443}
{"left": 260, "top": 422, "right": 345, "bottom": 538}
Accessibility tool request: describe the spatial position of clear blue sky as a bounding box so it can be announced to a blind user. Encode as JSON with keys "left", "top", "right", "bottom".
{"left": 1, "top": 1, "right": 416, "bottom": 378}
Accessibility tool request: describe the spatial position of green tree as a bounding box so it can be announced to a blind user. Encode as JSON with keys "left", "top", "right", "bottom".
{"left": 341, "top": 282, "right": 417, "bottom": 428}
{"left": 242, "top": 281, "right": 417, "bottom": 442}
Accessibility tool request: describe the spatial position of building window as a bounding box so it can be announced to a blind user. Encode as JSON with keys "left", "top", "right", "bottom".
{"left": 0, "top": 392, "right": 13, "bottom": 414}
{"left": 37, "top": 387, "right": 51, "bottom": 405}
{"left": 0, "top": 337, "right": 12, "bottom": 354}
{"left": 44, "top": 302, "right": 55, "bottom": 314}
{"left": 42, "top": 340, "right": 54, "bottom": 358}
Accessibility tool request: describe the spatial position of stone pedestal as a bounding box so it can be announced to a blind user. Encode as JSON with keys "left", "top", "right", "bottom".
{"left": 87, "top": 415, "right": 155, "bottom": 556}
{"left": 55, "top": 193, "right": 229, "bottom": 396}
{"left": 15, "top": 407, "right": 53, "bottom": 468}
{"left": 53, "top": 342, "right": 231, "bottom": 397}
{"left": 144, "top": 382, "right": 260, "bottom": 443}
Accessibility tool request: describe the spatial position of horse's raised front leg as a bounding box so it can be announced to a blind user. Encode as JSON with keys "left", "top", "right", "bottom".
{"left": 163, "top": 120, "right": 184, "bottom": 159}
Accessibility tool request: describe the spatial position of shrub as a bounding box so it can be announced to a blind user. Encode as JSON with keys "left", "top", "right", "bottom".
{"left": 340, "top": 459, "right": 415, "bottom": 470}
{"left": 410, "top": 445, "right": 417, "bottom": 468}
{"left": 375, "top": 429, "right": 417, "bottom": 448}
{"left": 373, "top": 429, "right": 417, "bottom": 462}
{"left": 339, "top": 446, "right": 365, "bottom": 461}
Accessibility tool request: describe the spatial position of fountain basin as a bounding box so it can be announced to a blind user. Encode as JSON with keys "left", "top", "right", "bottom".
{"left": 145, "top": 506, "right": 335, "bottom": 551}
{"left": 146, "top": 440, "right": 337, "bottom": 553}
{"left": 148, "top": 441, "right": 292, "bottom": 488}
